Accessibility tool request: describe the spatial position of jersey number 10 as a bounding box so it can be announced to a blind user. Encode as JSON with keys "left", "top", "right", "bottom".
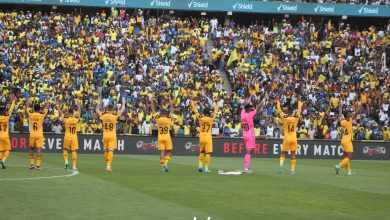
{"left": 69, "top": 127, "right": 76, "bottom": 134}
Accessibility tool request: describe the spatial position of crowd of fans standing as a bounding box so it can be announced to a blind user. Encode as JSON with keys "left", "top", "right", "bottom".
{"left": 0, "top": 8, "right": 388, "bottom": 140}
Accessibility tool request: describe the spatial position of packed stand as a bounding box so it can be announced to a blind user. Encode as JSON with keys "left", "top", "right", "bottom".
{"left": 212, "top": 17, "right": 389, "bottom": 141}
{"left": 0, "top": 9, "right": 228, "bottom": 137}
{"left": 0, "top": 10, "right": 389, "bottom": 141}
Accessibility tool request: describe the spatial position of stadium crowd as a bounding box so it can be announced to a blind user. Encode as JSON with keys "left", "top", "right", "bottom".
{"left": 213, "top": 16, "right": 389, "bottom": 140}
{"left": 0, "top": 9, "right": 389, "bottom": 141}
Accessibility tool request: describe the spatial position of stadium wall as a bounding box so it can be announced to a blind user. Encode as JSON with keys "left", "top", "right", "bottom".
{"left": 8, "top": 133, "right": 390, "bottom": 160}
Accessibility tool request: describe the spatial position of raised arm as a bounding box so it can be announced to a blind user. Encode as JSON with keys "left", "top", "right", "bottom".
{"left": 212, "top": 99, "right": 220, "bottom": 118}
{"left": 44, "top": 95, "right": 50, "bottom": 110}
{"left": 118, "top": 97, "right": 126, "bottom": 115}
{"left": 76, "top": 99, "right": 81, "bottom": 119}
{"left": 276, "top": 96, "right": 284, "bottom": 117}
{"left": 190, "top": 90, "right": 201, "bottom": 117}
{"left": 169, "top": 92, "right": 174, "bottom": 116}
{"left": 339, "top": 99, "right": 344, "bottom": 119}
{"left": 8, "top": 94, "right": 16, "bottom": 115}
{"left": 26, "top": 95, "right": 30, "bottom": 110}
{"left": 95, "top": 97, "right": 102, "bottom": 115}
{"left": 56, "top": 102, "right": 63, "bottom": 119}
{"left": 352, "top": 101, "right": 362, "bottom": 118}
{"left": 150, "top": 95, "right": 156, "bottom": 113}
{"left": 190, "top": 100, "right": 199, "bottom": 115}
{"left": 297, "top": 95, "right": 303, "bottom": 117}
{"left": 255, "top": 95, "right": 265, "bottom": 113}
{"left": 255, "top": 102, "right": 262, "bottom": 113}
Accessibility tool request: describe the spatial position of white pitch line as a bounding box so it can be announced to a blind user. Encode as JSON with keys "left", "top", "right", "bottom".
{"left": 0, "top": 166, "right": 79, "bottom": 181}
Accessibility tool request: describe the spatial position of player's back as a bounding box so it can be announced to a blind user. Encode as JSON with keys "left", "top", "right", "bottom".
{"left": 0, "top": 115, "right": 10, "bottom": 137}
{"left": 27, "top": 108, "right": 47, "bottom": 137}
{"left": 156, "top": 116, "right": 171, "bottom": 139}
{"left": 0, "top": 100, "right": 14, "bottom": 137}
{"left": 341, "top": 119, "right": 352, "bottom": 141}
{"left": 199, "top": 116, "right": 213, "bottom": 138}
{"left": 241, "top": 109, "right": 256, "bottom": 135}
{"left": 282, "top": 115, "right": 299, "bottom": 138}
{"left": 100, "top": 112, "right": 119, "bottom": 136}
{"left": 63, "top": 116, "right": 79, "bottom": 138}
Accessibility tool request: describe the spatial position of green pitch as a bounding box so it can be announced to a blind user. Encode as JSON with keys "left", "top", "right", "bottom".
{"left": 1, "top": 153, "right": 389, "bottom": 220}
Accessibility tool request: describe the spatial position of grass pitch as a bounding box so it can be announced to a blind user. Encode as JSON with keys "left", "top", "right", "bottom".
{"left": 0, "top": 152, "right": 389, "bottom": 220}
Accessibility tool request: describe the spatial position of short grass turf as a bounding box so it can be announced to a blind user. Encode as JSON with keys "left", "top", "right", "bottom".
{"left": 0, "top": 153, "right": 389, "bottom": 220}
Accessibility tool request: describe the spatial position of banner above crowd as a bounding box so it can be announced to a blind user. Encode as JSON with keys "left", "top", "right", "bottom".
{"left": 0, "top": 0, "right": 389, "bottom": 17}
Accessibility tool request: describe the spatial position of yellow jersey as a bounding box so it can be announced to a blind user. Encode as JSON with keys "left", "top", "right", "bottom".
{"left": 281, "top": 115, "right": 300, "bottom": 138}
{"left": 340, "top": 119, "right": 353, "bottom": 141}
{"left": 195, "top": 114, "right": 215, "bottom": 139}
{"left": 27, "top": 107, "right": 48, "bottom": 138}
{"left": 191, "top": 101, "right": 219, "bottom": 139}
{"left": 0, "top": 100, "right": 15, "bottom": 138}
{"left": 98, "top": 112, "right": 120, "bottom": 137}
{"left": 153, "top": 113, "right": 171, "bottom": 140}
{"left": 277, "top": 100, "right": 303, "bottom": 139}
{"left": 63, "top": 114, "right": 80, "bottom": 139}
